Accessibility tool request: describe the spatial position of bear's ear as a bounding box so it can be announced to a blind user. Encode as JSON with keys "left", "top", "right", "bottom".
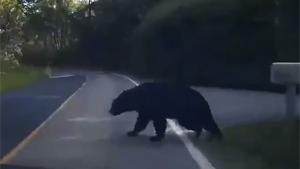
{"left": 111, "top": 95, "right": 119, "bottom": 101}
{"left": 120, "top": 88, "right": 132, "bottom": 96}
{"left": 111, "top": 97, "right": 117, "bottom": 102}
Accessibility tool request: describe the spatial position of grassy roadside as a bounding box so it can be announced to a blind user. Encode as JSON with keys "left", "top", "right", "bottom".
{"left": 0, "top": 65, "right": 47, "bottom": 93}
{"left": 192, "top": 120, "right": 299, "bottom": 169}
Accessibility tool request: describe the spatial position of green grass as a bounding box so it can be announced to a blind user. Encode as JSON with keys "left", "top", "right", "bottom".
{"left": 192, "top": 120, "right": 299, "bottom": 169}
{"left": 0, "top": 65, "right": 47, "bottom": 93}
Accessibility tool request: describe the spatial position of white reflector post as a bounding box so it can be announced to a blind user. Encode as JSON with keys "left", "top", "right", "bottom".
{"left": 271, "top": 62, "right": 300, "bottom": 118}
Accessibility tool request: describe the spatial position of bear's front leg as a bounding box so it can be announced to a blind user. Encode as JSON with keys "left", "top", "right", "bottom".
{"left": 150, "top": 117, "right": 167, "bottom": 142}
{"left": 127, "top": 114, "right": 150, "bottom": 137}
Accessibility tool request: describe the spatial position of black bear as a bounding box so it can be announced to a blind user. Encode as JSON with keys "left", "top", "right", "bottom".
{"left": 109, "top": 82, "right": 222, "bottom": 142}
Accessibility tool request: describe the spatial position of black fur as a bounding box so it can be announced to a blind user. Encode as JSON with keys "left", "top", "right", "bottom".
{"left": 109, "top": 83, "right": 222, "bottom": 142}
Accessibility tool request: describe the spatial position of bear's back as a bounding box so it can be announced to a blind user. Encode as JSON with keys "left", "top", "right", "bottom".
{"left": 132, "top": 83, "right": 209, "bottom": 117}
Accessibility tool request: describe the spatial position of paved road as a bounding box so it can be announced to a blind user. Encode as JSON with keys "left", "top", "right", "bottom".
{"left": 1, "top": 71, "right": 299, "bottom": 169}
{"left": 2, "top": 73, "right": 202, "bottom": 169}
{"left": 194, "top": 86, "right": 300, "bottom": 128}
{"left": 0, "top": 76, "right": 85, "bottom": 158}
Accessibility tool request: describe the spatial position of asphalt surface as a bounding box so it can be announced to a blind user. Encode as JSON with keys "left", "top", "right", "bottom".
{"left": 0, "top": 76, "right": 85, "bottom": 158}
{"left": 3, "top": 73, "right": 201, "bottom": 169}
{"left": 1, "top": 71, "right": 299, "bottom": 169}
{"left": 194, "top": 86, "right": 300, "bottom": 128}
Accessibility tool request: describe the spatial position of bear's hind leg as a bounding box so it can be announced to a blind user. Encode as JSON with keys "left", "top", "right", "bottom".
{"left": 127, "top": 114, "right": 150, "bottom": 137}
{"left": 150, "top": 117, "right": 167, "bottom": 142}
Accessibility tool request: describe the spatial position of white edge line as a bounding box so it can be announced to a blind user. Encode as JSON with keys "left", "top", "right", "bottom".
{"left": 0, "top": 81, "right": 87, "bottom": 164}
{"left": 112, "top": 73, "right": 139, "bottom": 86}
{"left": 45, "top": 66, "right": 75, "bottom": 79}
{"left": 114, "top": 73, "right": 216, "bottom": 169}
{"left": 168, "top": 120, "right": 216, "bottom": 169}
{"left": 50, "top": 75, "right": 75, "bottom": 79}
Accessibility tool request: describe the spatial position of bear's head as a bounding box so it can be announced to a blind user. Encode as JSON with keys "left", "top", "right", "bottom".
{"left": 109, "top": 89, "right": 138, "bottom": 116}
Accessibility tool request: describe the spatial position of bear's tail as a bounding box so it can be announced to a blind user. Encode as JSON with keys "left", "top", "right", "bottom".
{"left": 212, "top": 120, "right": 223, "bottom": 140}
{"left": 204, "top": 118, "right": 223, "bottom": 140}
{"left": 203, "top": 114, "right": 223, "bottom": 140}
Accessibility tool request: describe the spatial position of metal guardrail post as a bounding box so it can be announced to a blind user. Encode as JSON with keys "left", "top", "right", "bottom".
{"left": 271, "top": 62, "right": 300, "bottom": 118}
{"left": 286, "top": 84, "right": 296, "bottom": 118}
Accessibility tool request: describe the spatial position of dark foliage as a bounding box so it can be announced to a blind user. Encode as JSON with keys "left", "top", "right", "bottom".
{"left": 31, "top": 0, "right": 298, "bottom": 92}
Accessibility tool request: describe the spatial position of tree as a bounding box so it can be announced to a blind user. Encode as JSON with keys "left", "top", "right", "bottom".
{"left": 0, "top": 0, "right": 87, "bottom": 65}
{"left": 22, "top": 0, "right": 81, "bottom": 50}
{"left": 0, "top": 0, "right": 25, "bottom": 68}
